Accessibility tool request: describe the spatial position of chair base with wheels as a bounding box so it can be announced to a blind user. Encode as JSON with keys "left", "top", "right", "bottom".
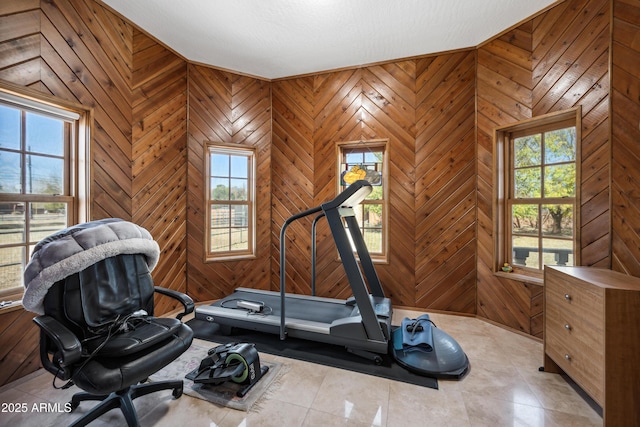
{"left": 68, "top": 380, "right": 183, "bottom": 427}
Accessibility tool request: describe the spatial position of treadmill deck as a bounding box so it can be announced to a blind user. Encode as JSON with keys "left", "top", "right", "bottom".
{"left": 195, "top": 288, "right": 392, "bottom": 354}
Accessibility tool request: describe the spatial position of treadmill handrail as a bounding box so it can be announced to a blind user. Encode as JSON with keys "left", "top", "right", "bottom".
{"left": 280, "top": 204, "right": 324, "bottom": 340}
{"left": 279, "top": 179, "right": 377, "bottom": 342}
{"left": 311, "top": 212, "right": 326, "bottom": 297}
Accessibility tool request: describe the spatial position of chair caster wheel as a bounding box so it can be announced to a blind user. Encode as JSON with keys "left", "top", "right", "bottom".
{"left": 172, "top": 386, "right": 183, "bottom": 399}
{"left": 69, "top": 400, "right": 79, "bottom": 412}
{"left": 374, "top": 356, "right": 383, "bottom": 365}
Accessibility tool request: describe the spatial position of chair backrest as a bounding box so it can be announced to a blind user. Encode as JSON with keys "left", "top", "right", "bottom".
{"left": 42, "top": 254, "right": 155, "bottom": 340}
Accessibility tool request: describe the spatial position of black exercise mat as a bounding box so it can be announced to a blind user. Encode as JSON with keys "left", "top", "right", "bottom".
{"left": 186, "top": 318, "right": 438, "bottom": 390}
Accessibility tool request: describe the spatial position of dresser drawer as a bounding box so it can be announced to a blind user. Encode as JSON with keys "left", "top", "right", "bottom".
{"left": 545, "top": 287, "right": 603, "bottom": 336}
{"left": 545, "top": 274, "right": 604, "bottom": 319}
{"left": 544, "top": 299, "right": 603, "bottom": 352}
{"left": 545, "top": 324, "right": 604, "bottom": 404}
{"left": 544, "top": 266, "right": 640, "bottom": 426}
{"left": 544, "top": 271, "right": 605, "bottom": 404}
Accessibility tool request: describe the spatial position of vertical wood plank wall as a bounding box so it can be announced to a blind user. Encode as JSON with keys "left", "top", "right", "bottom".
{"left": 0, "top": 0, "right": 638, "bottom": 385}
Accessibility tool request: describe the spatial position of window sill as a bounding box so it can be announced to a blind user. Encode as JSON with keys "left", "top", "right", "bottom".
{"left": 494, "top": 271, "right": 544, "bottom": 286}
{"left": 205, "top": 254, "right": 257, "bottom": 263}
{"left": 0, "top": 300, "right": 24, "bottom": 314}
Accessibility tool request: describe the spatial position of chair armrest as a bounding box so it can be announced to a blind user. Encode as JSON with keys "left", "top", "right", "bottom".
{"left": 33, "top": 315, "right": 82, "bottom": 369}
{"left": 154, "top": 286, "right": 195, "bottom": 320}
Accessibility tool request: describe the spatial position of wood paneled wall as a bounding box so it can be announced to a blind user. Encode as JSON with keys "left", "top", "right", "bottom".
{"left": 415, "top": 52, "right": 477, "bottom": 313}
{"left": 271, "top": 77, "right": 316, "bottom": 295}
{"left": 40, "top": 0, "right": 134, "bottom": 220}
{"left": 0, "top": 0, "right": 134, "bottom": 386}
{"left": 2, "top": 0, "right": 640, "bottom": 385}
{"left": 0, "top": 0, "right": 40, "bottom": 88}
{"left": 0, "top": 0, "right": 190, "bottom": 385}
{"left": 611, "top": 0, "right": 640, "bottom": 275}
{"left": 186, "top": 65, "right": 272, "bottom": 302}
{"left": 313, "top": 65, "right": 418, "bottom": 306}
{"left": 0, "top": 308, "right": 40, "bottom": 386}
{"left": 272, "top": 59, "right": 477, "bottom": 312}
{"left": 0, "top": 1, "right": 42, "bottom": 385}
{"left": 131, "top": 30, "right": 189, "bottom": 312}
{"left": 307, "top": 66, "right": 415, "bottom": 304}
{"left": 476, "top": 0, "right": 611, "bottom": 336}
{"left": 533, "top": 0, "right": 610, "bottom": 268}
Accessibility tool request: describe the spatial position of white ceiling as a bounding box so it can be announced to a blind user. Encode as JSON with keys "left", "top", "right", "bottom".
{"left": 102, "top": 0, "right": 558, "bottom": 80}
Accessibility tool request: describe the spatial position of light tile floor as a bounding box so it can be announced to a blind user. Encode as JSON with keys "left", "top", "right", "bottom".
{"left": 0, "top": 309, "right": 603, "bottom": 426}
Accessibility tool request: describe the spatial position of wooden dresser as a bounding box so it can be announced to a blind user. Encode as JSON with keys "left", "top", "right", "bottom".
{"left": 544, "top": 266, "right": 640, "bottom": 426}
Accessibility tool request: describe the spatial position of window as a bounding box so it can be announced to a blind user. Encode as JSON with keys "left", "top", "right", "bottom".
{"left": 495, "top": 108, "right": 580, "bottom": 275}
{"left": 338, "top": 140, "right": 388, "bottom": 262}
{"left": 205, "top": 144, "right": 255, "bottom": 261}
{"left": 0, "top": 84, "right": 90, "bottom": 298}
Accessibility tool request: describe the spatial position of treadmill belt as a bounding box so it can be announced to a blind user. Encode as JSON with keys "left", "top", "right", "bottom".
{"left": 213, "top": 290, "right": 354, "bottom": 323}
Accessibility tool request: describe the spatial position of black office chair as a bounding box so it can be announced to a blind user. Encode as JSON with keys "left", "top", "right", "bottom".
{"left": 23, "top": 219, "right": 194, "bottom": 427}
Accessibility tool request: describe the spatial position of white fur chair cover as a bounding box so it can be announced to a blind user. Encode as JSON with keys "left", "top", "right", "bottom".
{"left": 23, "top": 218, "right": 160, "bottom": 315}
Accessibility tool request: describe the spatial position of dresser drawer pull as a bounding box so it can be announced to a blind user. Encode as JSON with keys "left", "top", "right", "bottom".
{"left": 564, "top": 324, "right": 572, "bottom": 331}
{"left": 565, "top": 354, "right": 571, "bottom": 361}
{"left": 564, "top": 294, "right": 571, "bottom": 301}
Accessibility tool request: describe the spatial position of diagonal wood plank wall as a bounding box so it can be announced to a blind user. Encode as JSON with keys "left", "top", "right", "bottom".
{"left": 131, "top": 30, "right": 189, "bottom": 313}
{"left": 0, "top": 0, "right": 137, "bottom": 386}
{"left": 186, "top": 65, "right": 272, "bottom": 303}
{"left": 0, "top": 0, "right": 190, "bottom": 384}
{"left": 0, "top": 0, "right": 41, "bottom": 89}
{"left": 40, "top": 0, "right": 134, "bottom": 220}
{"left": 271, "top": 77, "right": 316, "bottom": 295}
{"left": 315, "top": 65, "right": 418, "bottom": 306}
{"left": 2, "top": 0, "right": 640, "bottom": 385}
{"left": 272, "top": 60, "right": 477, "bottom": 311}
{"left": 477, "top": 21, "right": 539, "bottom": 336}
{"left": 533, "top": 0, "right": 610, "bottom": 269}
{"left": 611, "top": 0, "right": 640, "bottom": 275}
{"left": 476, "top": 0, "right": 611, "bottom": 336}
{"left": 415, "top": 52, "right": 477, "bottom": 313}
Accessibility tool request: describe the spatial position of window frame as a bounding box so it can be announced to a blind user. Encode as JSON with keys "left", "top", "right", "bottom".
{"left": 337, "top": 139, "right": 389, "bottom": 263}
{"left": 0, "top": 81, "right": 91, "bottom": 301}
{"left": 204, "top": 142, "right": 256, "bottom": 262}
{"left": 493, "top": 107, "right": 581, "bottom": 280}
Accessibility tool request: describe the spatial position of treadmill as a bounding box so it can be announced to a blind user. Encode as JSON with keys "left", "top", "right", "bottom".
{"left": 195, "top": 180, "right": 392, "bottom": 362}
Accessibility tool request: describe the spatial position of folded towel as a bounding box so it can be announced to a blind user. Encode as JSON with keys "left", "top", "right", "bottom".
{"left": 396, "top": 314, "right": 434, "bottom": 353}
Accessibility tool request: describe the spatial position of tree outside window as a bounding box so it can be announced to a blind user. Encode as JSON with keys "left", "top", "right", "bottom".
{"left": 495, "top": 108, "right": 580, "bottom": 276}
{"left": 510, "top": 127, "right": 576, "bottom": 269}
